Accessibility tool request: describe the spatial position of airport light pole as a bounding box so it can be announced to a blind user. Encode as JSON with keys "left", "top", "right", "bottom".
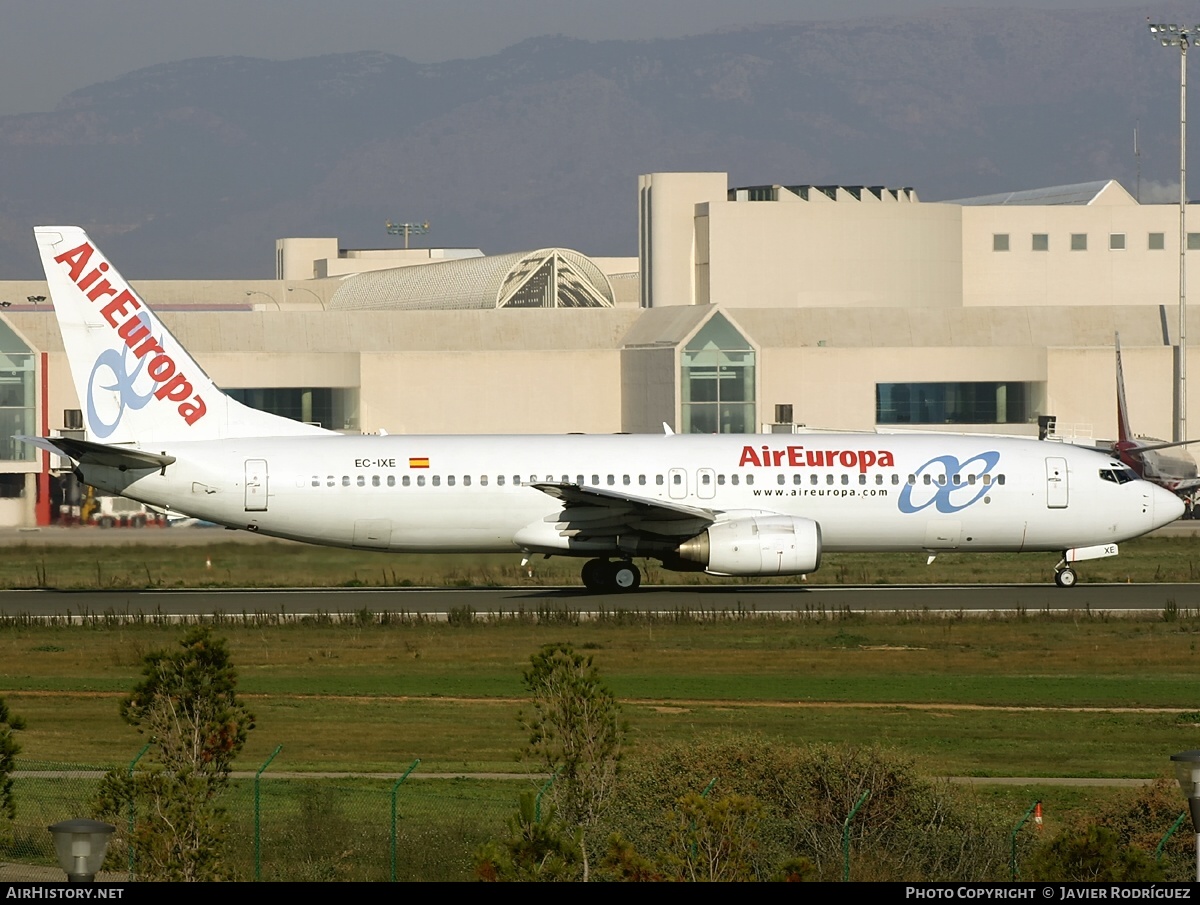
{"left": 385, "top": 219, "right": 430, "bottom": 249}
{"left": 244, "top": 290, "right": 280, "bottom": 310}
{"left": 1149, "top": 22, "right": 1200, "bottom": 443}
{"left": 1170, "top": 750, "right": 1200, "bottom": 881}
{"left": 287, "top": 286, "right": 326, "bottom": 310}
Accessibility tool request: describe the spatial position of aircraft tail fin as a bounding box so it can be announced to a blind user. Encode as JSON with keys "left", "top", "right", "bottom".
{"left": 34, "top": 226, "right": 331, "bottom": 444}
{"left": 1114, "top": 332, "right": 1134, "bottom": 446}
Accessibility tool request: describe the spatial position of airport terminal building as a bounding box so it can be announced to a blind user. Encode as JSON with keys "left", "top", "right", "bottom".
{"left": 0, "top": 171, "right": 1194, "bottom": 526}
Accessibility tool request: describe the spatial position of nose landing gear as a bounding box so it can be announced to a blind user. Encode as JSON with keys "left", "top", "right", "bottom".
{"left": 1053, "top": 565, "right": 1077, "bottom": 588}
{"left": 580, "top": 558, "right": 642, "bottom": 593}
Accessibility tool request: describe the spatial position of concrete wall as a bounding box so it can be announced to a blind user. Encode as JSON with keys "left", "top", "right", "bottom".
{"left": 702, "top": 197, "right": 964, "bottom": 309}
{"left": 961, "top": 202, "right": 1195, "bottom": 307}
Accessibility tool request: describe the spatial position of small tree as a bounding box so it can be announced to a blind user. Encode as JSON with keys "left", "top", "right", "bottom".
{"left": 0, "top": 696, "right": 26, "bottom": 833}
{"left": 1028, "top": 825, "right": 1164, "bottom": 882}
{"left": 666, "top": 791, "right": 763, "bottom": 882}
{"left": 519, "top": 642, "right": 624, "bottom": 880}
{"left": 475, "top": 792, "right": 582, "bottom": 881}
{"left": 105, "top": 625, "right": 254, "bottom": 881}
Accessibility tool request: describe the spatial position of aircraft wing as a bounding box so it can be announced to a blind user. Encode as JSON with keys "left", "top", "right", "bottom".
{"left": 529, "top": 482, "right": 715, "bottom": 540}
{"left": 17, "top": 436, "right": 176, "bottom": 470}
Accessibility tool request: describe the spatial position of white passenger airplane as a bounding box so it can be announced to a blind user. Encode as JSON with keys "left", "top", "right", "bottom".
{"left": 22, "top": 227, "right": 1184, "bottom": 591}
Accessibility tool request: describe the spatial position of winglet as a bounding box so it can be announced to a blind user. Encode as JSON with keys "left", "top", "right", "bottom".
{"left": 662, "top": 422, "right": 675, "bottom": 435}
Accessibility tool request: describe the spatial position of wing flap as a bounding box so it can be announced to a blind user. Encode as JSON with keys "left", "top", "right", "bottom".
{"left": 530, "top": 481, "right": 716, "bottom": 541}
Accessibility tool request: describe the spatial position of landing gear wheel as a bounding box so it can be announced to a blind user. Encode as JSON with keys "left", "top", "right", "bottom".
{"left": 1054, "top": 567, "right": 1077, "bottom": 588}
{"left": 580, "top": 558, "right": 607, "bottom": 592}
{"left": 610, "top": 561, "right": 641, "bottom": 591}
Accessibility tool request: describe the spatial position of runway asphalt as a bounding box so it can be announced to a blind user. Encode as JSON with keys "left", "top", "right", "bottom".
{"left": 0, "top": 521, "right": 1196, "bottom": 618}
{"left": 0, "top": 582, "right": 1195, "bottom": 619}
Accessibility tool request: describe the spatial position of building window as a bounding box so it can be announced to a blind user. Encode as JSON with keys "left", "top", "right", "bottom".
{"left": 1032, "top": 234, "right": 1049, "bottom": 251}
{"left": 226, "top": 387, "right": 359, "bottom": 431}
{"left": 1189, "top": 233, "right": 1200, "bottom": 251}
{"left": 681, "top": 312, "right": 756, "bottom": 434}
{"left": 1070, "top": 234, "right": 1087, "bottom": 251}
{"left": 993, "top": 234, "right": 1009, "bottom": 252}
{"left": 1150, "top": 232, "right": 1166, "bottom": 250}
{"left": 1109, "top": 233, "right": 1126, "bottom": 250}
{"left": 875, "top": 381, "right": 1044, "bottom": 425}
{"left": 0, "top": 321, "right": 35, "bottom": 462}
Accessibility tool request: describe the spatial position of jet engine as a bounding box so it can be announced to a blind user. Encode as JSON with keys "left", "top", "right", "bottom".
{"left": 675, "top": 515, "right": 822, "bottom": 576}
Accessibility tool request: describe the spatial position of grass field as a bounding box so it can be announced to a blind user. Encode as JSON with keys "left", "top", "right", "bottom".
{"left": 2, "top": 532, "right": 1200, "bottom": 588}
{"left": 1, "top": 607, "right": 1197, "bottom": 778}
{"left": 3, "top": 538, "right": 1199, "bottom": 880}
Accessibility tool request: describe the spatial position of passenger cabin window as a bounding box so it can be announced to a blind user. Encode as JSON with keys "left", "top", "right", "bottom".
{"left": 388, "top": 476, "right": 396, "bottom": 487}
{"left": 402, "top": 476, "right": 410, "bottom": 486}
{"left": 447, "top": 476, "right": 455, "bottom": 486}
{"left": 357, "top": 476, "right": 365, "bottom": 487}
{"left": 432, "top": 475, "right": 441, "bottom": 487}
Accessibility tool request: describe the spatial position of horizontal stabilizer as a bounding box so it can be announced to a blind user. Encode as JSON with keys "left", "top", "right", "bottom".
{"left": 1121, "top": 436, "right": 1200, "bottom": 454}
{"left": 18, "top": 435, "right": 176, "bottom": 470}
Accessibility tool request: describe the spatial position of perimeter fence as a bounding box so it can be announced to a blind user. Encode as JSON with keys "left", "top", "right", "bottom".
{"left": 0, "top": 758, "right": 524, "bottom": 882}
{"left": 3, "top": 757, "right": 1195, "bottom": 882}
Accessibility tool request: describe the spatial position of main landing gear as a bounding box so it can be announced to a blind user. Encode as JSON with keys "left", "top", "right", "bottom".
{"left": 580, "top": 558, "right": 642, "bottom": 593}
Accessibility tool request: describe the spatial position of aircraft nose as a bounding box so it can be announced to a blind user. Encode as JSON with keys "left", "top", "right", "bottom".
{"left": 1152, "top": 485, "right": 1186, "bottom": 528}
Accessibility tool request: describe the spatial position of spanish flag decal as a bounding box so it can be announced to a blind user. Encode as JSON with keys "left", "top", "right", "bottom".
{"left": 408, "top": 457, "right": 430, "bottom": 469}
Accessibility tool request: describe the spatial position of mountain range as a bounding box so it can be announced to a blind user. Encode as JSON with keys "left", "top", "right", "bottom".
{"left": 0, "top": 3, "right": 1190, "bottom": 278}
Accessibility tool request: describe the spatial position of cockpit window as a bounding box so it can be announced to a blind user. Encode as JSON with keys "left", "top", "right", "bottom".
{"left": 1100, "top": 468, "right": 1138, "bottom": 484}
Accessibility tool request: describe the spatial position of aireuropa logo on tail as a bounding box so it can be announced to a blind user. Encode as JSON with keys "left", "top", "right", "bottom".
{"left": 53, "top": 241, "right": 207, "bottom": 432}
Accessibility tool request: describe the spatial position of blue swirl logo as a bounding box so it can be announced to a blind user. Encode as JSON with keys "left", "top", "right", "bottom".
{"left": 897, "top": 451, "right": 1001, "bottom": 514}
{"left": 86, "top": 320, "right": 158, "bottom": 438}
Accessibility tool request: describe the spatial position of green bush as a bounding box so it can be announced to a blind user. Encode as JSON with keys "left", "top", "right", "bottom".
{"left": 601, "top": 736, "right": 1012, "bottom": 881}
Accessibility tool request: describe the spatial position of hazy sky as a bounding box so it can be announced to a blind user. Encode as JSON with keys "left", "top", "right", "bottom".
{"left": 1, "top": 0, "right": 1133, "bottom": 117}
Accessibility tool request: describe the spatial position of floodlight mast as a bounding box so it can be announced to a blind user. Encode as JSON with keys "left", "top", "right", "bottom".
{"left": 385, "top": 219, "right": 431, "bottom": 249}
{"left": 1149, "top": 22, "right": 1200, "bottom": 443}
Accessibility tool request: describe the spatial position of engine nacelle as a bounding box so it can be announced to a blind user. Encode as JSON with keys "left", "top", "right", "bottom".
{"left": 676, "top": 515, "right": 822, "bottom": 576}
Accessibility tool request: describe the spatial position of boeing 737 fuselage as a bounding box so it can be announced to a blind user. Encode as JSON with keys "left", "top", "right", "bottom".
{"left": 23, "top": 227, "right": 1185, "bottom": 591}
